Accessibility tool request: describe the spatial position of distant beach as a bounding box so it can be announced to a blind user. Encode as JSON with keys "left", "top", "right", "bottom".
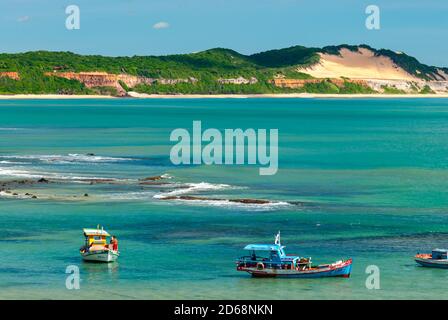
{"left": 126, "top": 92, "right": 448, "bottom": 99}
{"left": 0, "top": 94, "right": 115, "bottom": 100}
{"left": 1, "top": 92, "right": 448, "bottom": 100}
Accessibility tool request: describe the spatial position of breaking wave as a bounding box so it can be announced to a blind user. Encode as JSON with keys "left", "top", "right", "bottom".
{"left": 0, "top": 190, "right": 35, "bottom": 199}
{"left": 0, "top": 160, "right": 26, "bottom": 165}
{"left": 0, "top": 166, "right": 130, "bottom": 183}
{"left": 0, "top": 167, "right": 44, "bottom": 179}
{"left": 0, "top": 154, "right": 135, "bottom": 164}
{"left": 167, "top": 197, "right": 292, "bottom": 211}
{"left": 153, "top": 182, "right": 238, "bottom": 199}
{"left": 152, "top": 181, "right": 292, "bottom": 211}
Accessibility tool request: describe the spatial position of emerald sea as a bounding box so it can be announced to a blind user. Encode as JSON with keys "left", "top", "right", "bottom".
{"left": 1, "top": 98, "right": 448, "bottom": 299}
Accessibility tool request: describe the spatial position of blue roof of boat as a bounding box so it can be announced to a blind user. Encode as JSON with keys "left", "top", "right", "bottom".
{"left": 244, "top": 244, "right": 283, "bottom": 251}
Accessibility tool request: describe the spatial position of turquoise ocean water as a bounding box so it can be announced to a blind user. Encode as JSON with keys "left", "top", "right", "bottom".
{"left": 1, "top": 98, "right": 448, "bottom": 299}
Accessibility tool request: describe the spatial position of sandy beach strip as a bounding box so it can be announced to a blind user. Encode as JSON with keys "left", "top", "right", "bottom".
{"left": 126, "top": 92, "right": 448, "bottom": 99}
{"left": 1, "top": 92, "right": 448, "bottom": 100}
{"left": 0, "top": 94, "right": 116, "bottom": 100}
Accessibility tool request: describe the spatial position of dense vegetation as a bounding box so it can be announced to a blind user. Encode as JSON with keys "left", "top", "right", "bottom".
{"left": 419, "top": 85, "right": 435, "bottom": 94}
{"left": 249, "top": 46, "right": 319, "bottom": 68}
{"left": 0, "top": 44, "right": 444, "bottom": 95}
{"left": 381, "top": 85, "right": 407, "bottom": 94}
{"left": 0, "top": 70, "right": 90, "bottom": 94}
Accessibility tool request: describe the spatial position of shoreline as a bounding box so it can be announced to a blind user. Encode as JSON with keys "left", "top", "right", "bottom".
{"left": 127, "top": 92, "right": 448, "bottom": 99}
{"left": 0, "top": 94, "right": 116, "bottom": 100}
{"left": 1, "top": 92, "right": 448, "bottom": 100}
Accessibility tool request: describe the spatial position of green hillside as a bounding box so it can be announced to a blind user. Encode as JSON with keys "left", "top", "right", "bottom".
{"left": 0, "top": 44, "right": 445, "bottom": 95}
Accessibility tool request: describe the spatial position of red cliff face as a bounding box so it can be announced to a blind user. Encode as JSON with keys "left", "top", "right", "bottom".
{"left": 0, "top": 72, "right": 20, "bottom": 80}
{"left": 45, "top": 71, "right": 197, "bottom": 96}
{"left": 45, "top": 72, "right": 127, "bottom": 95}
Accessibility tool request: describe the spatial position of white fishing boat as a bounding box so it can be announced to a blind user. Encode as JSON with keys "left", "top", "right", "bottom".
{"left": 80, "top": 227, "right": 119, "bottom": 263}
{"left": 415, "top": 249, "right": 448, "bottom": 269}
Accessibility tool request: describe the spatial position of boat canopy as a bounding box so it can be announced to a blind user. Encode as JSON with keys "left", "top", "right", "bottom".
{"left": 432, "top": 249, "right": 448, "bottom": 260}
{"left": 244, "top": 244, "right": 284, "bottom": 251}
{"left": 83, "top": 228, "right": 110, "bottom": 237}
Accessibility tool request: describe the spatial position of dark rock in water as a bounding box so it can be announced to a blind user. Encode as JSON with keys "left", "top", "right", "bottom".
{"left": 12, "top": 193, "right": 18, "bottom": 196}
{"left": 229, "top": 198, "right": 271, "bottom": 204}
{"left": 140, "top": 175, "right": 164, "bottom": 182}
{"left": 83, "top": 178, "right": 116, "bottom": 184}
{"left": 159, "top": 195, "right": 215, "bottom": 201}
{"left": 84, "top": 193, "right": 89, "bottom": 197}
{"left": 32, "top": 195, "right": 37, "bottom": 199}
{"left": 38, "top": 178, "right": 49, "bottom": 183}
{"left": 159, "top": 195, "right": 272, "bottom": 204}
{"left": 289, "top": 201, "right": 304, "bottom": 206}
{"left": 0, "top": 179, "right": 36, "bottom": 186}
{"left": 86, "top": 153, "right": 95, "bottom": 156}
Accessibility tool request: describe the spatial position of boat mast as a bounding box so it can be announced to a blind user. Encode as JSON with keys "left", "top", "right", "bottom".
{"left": 275, "top": 231, "right": 281, "bottom": 246}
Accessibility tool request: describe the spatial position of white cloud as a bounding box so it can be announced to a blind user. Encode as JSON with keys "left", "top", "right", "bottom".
{"left": 17, "top": 16, "right": 30, "bottom": 23}
{"left": 153, "top": 21, "right": 170, "bottom": 30}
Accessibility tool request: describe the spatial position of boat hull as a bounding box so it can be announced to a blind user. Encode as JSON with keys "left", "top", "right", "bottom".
{"left": 81, "top": 250, "right": 119, "bottom": 263}
{"left": 238, "top": 259, "right": 352, "bottom": 278}
{"left": 415, "top": 258, "right": 448, "bottom": 269}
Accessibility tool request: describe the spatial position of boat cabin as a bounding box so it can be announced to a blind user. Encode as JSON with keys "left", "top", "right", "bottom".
{"left": 432, "top": 249, "right": 448, "bottom": 260}
{"left": 238, "top": 244, "right": 310, "bottom": 270}
{"left": 245, "top": 244, "right": 286, "bottom": 261}
{"left": 83, "top": 228, "right": 110, "bottom": 250}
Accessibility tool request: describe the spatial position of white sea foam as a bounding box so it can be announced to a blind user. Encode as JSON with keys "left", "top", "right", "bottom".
{"left": 0, "top": 154, "right": 135, "bottom": 164}
{"left": 0, "top": 191, "right": 31, "bottom": 199}
{"left": 153, "top": 182, "right": 237, "bottom": 199}
{"left": 0, "top": 166, "right": 129, "bottom": 183}
{"left": 152, "top": 180, "right": 291, "bottom": 211}
{"left": 0, "top": 167, "right": 44, "bottom": 179}
{"left": 0, "top": 160, "right": 26, "bottom": 165}
{"left": 169, "top": 198, "right": 292, "bottom": 211}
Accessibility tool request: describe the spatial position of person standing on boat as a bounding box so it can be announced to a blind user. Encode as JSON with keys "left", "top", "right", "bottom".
{"left": 110, "top": 236, "right": 118, "bottom": 251}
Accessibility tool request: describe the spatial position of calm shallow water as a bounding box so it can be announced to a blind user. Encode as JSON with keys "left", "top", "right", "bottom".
{"left": 1, "top": 98, "right": 448, "bottom": 299}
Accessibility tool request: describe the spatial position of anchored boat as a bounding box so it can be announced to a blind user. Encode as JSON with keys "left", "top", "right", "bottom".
{"left": 236, "top": 232, "right": 352, "bottom": 278}
{"left": 80, "top": 227, "right": 119, "bottom": 263}
{"left": 415, "top": 249, "right": 448, "bottom": 268}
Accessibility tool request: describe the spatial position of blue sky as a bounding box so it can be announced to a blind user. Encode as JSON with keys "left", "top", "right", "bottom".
{"left": 1, "top": 0, "right": 447, "bottom": 66}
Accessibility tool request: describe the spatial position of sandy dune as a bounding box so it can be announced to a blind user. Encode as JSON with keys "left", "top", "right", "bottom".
{"left": 301, "top": 48, "right": 417, "bottom": 81}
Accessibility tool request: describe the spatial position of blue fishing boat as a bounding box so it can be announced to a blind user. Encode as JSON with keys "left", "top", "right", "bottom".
{"left": 415, "top": 249, "right": 448, "bottom": 269}
{"left": 236, "top": 232, "right": 352, "bottom": 278}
